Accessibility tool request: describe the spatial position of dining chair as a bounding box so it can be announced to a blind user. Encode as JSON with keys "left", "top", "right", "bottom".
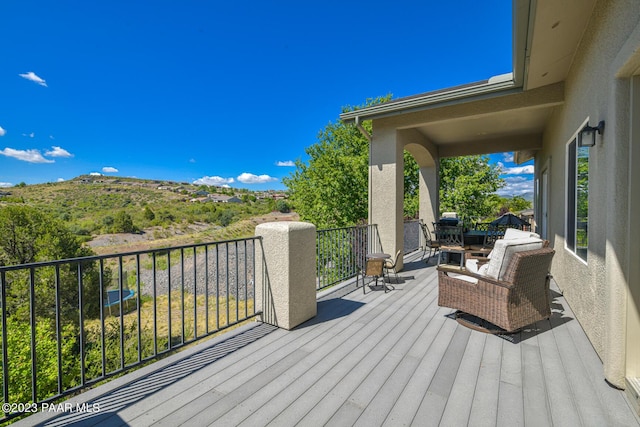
{"left": 419, "top": 222, "right": 440, "bottom": 262}
{"left": 468, "top": 225, "right": 503, "bottom": 257}
{"left": 434, "top": 224, "right": 467, "bottom": 268}
{"left": 358, "top": 258, "right": 389, "bottom": 293}
{"left": 384, "top": 250, "right": 402, "bottom": 283}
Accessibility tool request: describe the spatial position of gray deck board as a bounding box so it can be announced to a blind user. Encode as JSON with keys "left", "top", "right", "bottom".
{"left": 15, "top": 252, "right": 640, "bottom": 427}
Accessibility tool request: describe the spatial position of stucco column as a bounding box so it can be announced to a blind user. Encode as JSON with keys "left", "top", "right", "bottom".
{"left": 369, "top": 121, "right": 404, "bottom": 270}
{"left": 419, "top": 164, "right": 439, "bottom": 229}
{"left": 401, "top": 129, "right": 439, "bottom": 230}
{"left": 255, "top": 221, "right": 317, "bottom": 330}
{"left": 604, "top": 78, "right": 630, "bottom": 388}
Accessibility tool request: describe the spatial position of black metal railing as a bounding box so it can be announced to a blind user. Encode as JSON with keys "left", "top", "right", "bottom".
{"left": 316, "top": 224, "right": 381, "bottom": 290}
{"left": 0, "top": 236, "right": 261, "bottom": 420}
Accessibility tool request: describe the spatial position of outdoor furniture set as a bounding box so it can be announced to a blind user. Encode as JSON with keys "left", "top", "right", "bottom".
{"left": 361, "top": 221, "right": 555, "bottom": 334}
{"left": 437, "top": 228, "right": 554, "bottom": 333}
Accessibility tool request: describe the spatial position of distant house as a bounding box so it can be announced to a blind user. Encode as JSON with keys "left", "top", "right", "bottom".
{"left": 189, "top": 196, "right": 209, "bottom": 203}
{"left": 208, "top": 194, "right": 242, "bottom": 203}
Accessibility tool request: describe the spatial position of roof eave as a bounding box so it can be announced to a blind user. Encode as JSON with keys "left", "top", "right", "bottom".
{"left": 340, "top": 80, "right": 522, "bottom": 123}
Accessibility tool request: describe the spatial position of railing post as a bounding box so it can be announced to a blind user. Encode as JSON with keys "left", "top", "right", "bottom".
{"left": 255, "top": 221, "right": 317, "bottom": 330}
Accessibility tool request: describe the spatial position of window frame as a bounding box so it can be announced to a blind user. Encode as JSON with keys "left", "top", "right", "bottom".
{"left": 565, "top": 120, "right": 590, "bottom": 264}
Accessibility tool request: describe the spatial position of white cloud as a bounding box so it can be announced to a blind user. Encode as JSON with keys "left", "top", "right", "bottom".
{"left": 502, "top": 165, "right": 534, "bottom": 175}
{"left": 57, "top": 178, "right": 65, "bottom": 182}
{"left": 496, "top": 176, "right": 534, "bottom": 196}
{"left": 0, "top": 182, "right": 12, "bottom": 188}
{"left": 0, "top": 147, "right": 54, "bottom": 163}
{"left": 237, "top": 172, "right": 278, "bottom": 184}
{"left": 221, "top": 184, "right": 231, "bottom": 188}
{"left": 49, "top": 135, "right": 55, "bottom": 140}
{"left": 45, "top": 146, "right": 73, "bottom": 158}
{"left": 502, "top": 152, "right": 514, "bottom": 162}
{"left": 193, "top": 176, "right": 235, "bottom": 186}
{"left": 102, "top": 166, "right": 118, "bottom": 173}
{"left": 19, "top": 71, "right": 47, "bottom": 87}
{"left": 22, "top": 132, "right": 35, "bottom": 138}
{"left": 0, "top": 126, "right": 6, "bottom": 137}
{"left": 90, "top": 172, "right": 102, "bottom": 176}
{"left": 276, "top": 160, "right": 295, "bottom": 167}
{"left": 189, "top": 158, "right": 196, "bottom": 163}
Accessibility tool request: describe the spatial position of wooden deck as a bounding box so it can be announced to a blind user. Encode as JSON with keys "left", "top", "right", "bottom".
{"left": 17, "top": 252, "right": 640, "bottom": 426}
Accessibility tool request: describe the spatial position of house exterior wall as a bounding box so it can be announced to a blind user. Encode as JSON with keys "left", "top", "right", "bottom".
{"left": 535, "top": 0, "right": 640, "bottom": 387}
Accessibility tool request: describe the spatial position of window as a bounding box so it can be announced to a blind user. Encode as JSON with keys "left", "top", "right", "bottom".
{"left": 566, "top": 135, "right": 589, "bottom": 261}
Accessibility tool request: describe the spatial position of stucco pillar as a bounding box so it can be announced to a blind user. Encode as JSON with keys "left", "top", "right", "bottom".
{"left": 369, "top": 122, "right": 404, "bottom": 270}
{"left": 401, "top": 129, "right": 439, "bottom": 230}
{"left": 419, "top": 164, "right": 439, "bottom": 229}
{"left": 255, "top": 221, "right": 317, "bottom": 330}
{"left": 603, "top": 78, "right": 630, "bottom": 388}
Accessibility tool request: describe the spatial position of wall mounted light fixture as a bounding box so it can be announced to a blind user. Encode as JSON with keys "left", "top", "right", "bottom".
{"left": 578, "top": 120, "right": 605, "bottom": 147}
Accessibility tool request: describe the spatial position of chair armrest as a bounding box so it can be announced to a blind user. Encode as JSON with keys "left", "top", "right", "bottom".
{"left": 436, "top": 265, "right": 512, "bottom": 289}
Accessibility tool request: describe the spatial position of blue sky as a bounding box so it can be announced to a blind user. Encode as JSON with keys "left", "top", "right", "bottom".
{"left": 0, "top": 1, "right": 532, "bottom": 195}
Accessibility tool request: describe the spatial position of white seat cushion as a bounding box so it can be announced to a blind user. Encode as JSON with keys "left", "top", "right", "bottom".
{"left": 448, "top": 272, "right": 478, "bottom": 284}
{"left": 484, "top": 237, "right": 544, "bottom": 280}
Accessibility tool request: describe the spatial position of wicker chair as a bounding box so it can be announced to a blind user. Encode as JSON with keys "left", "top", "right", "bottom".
{"left": 437, "top": 247, "right": 555, "bottom": 332}
{"left": 358, "top": 258, "right": 389, "bottom": 293}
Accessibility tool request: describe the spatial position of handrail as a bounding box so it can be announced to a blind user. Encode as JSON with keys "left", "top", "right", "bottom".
{"left": 315, "top": 224, "right": 381, "bottom": 290}
{"left": 0, "top": 236, "right": 261, "bottom": 421}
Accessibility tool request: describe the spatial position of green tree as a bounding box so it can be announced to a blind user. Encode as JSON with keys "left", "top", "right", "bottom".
{"left": 219, "top": 210, "right": 234, "bottom": 227}
{"left": 284, "top": 96, "right": 391, "bottom": 228}
{"left": 275, "top": 200, "right": 291, "bottom": 213}
{"left": 495, "top": 195, "right": 532, "bottom": 216}
{"left": 403, "top": 152, "right": 419, "bottom": 218}
{"left": 0, "top": 205, "right": 104, "bottom": 321}
{"left": 143, "top": 206, "right": 156, "bottom": 221}
{"left": 439, "top": 155, "right": 505, "bottom": 224}
{"left": 284, "top": 98, "right": 504, "bottom": 228}
{"left": 113, "top": 210, "right": 136, "bottom": 233}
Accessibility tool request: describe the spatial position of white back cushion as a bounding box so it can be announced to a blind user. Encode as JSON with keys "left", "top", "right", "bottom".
{"left": 503, "top": 228, "right": 540, "bottom": 240}
{"left": 485, "top": 237, "right": 544, "bottom": 280}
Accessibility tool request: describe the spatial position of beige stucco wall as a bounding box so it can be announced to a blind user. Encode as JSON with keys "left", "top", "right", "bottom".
{"left": 535, "top": 0, "right": 640, "bottom": 387}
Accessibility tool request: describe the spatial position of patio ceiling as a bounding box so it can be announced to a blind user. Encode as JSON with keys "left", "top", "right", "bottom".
{"left": 340, "top": 0, "right": 596, "bottom": 160}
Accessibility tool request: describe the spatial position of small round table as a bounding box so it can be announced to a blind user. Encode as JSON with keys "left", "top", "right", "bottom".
{"left": 366, "top": 252, "right": 391, "bottom": 260}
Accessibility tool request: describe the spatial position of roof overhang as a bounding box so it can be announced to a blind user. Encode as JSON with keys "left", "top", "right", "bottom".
{"left": 340, "top": 0, "right": 596, "bottom": 161}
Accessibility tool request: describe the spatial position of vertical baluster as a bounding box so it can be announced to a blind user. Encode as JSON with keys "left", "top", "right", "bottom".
{"left": 167, "top": 251, "right": 172, "bottom": 350}
{"left": 136, "top": 254, "right": 142, "bottom": 363}
{"left": 235, "top": 240, "right": 239, "bottom": 323}
{"left": 244, "top": 239, "right": 248, "bottom": 319}
{"left": 225, "top": 243, "right": 230, "bottom": 326}
{"left": 193, "top": 247, "right": 197, "bottom": 339}
{"left": 216, "top": 244, "right": 220, "bottom": 331}
{"left": 118, "top": 257, "right": 124, "bottom": 369}
{"left": 78, "top": 263, "right": 86, "bottom": 386}
{"left": 99, "top": 260, "right": 106, "bottom": 376}
{"left": 55, "top": 265, "right": 62, "bottom": 393}
{"left": 205, "top": 246, "right": 209, "bottom": 335}
{"left": 29, "top": 268, "right": 37, "bottom": 402}
{"left": 180, "top": 248, "right": 185, "bottom": 344}
{"left": 0, "top": 271, "right": 8, "bottom": 403}
{"left": 152, "top": 252, "right": 157, "bottom": 355}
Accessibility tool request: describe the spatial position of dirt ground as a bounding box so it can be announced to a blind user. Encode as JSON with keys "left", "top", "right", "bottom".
{"left": 86, "top": 211, "right": 300, "bottom": 253}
